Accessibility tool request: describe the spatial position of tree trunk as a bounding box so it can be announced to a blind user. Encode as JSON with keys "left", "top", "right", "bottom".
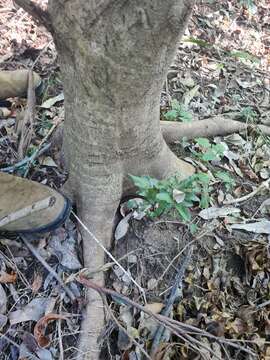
{"left": 46, "top": 1, "right": 194, "bottom": 358}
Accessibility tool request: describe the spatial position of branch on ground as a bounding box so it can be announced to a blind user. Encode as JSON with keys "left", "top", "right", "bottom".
{"left": 14, "top": 0, "right": 52, "bottom": 32}
{"left": 77, "top": 275, "right": 256, "bottom": 358}
{"left": 161, "top": 116, "right": 270, "bottom": 143}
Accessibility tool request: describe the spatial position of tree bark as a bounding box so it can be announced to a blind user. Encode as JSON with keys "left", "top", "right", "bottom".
{"left": 50, "top": 1, "right": 194, "bottom": 358}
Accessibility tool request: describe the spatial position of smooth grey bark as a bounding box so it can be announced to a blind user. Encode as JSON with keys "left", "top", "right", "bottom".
{"left": 46, "top": 1, "right": 194, "bottom": 359}
{"left": 15, "top": 1, "right": 195, "bottom": 358}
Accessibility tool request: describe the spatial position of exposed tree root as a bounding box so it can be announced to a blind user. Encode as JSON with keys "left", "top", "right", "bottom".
{"left": 72, "top": 144, "right": 196, "bottom": 359}
{"left": 161, "top": 116, "right": 270, "bottom": 143}
{"left": 73, "top": 174, "right": 123, "bottom": 360}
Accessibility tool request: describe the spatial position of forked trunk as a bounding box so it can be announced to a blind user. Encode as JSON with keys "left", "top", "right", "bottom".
{"left": 47, "top": 1, "right": 194, "bottom": 358}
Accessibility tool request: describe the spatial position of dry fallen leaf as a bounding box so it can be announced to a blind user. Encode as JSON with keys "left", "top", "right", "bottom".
{"left": 172, "top": 189, "right": 185, "bottom": 203}
{"left": 0, "top": 314, "right": 7, "bottom": 329}
{"left": 228, "top": 317, "right": 248, "bottom": 335}
{"left": 34, "top": 313, "right": 66, "bottom": 347}
{"left": 31, "top": 272, "right": 43, "bottom": 293}
{"left": 230, "top": 220, "right": 270, "bottom": 234}
{"left": 260, "top": 199, "right": 270, "bottom": 215}
{"left": 0, "top": 107, "right": 12, "bottom": 118}
{"left": 0, "top": 270, "right": 17, "bottom": 284}
{"left": 9, "top": 297, "right": 49, "bottom": 325}
{"left": 153, "top": 343, "right": 173, "bottom": 360}
{"left": 115, "top": 213, "right": 132, "bottom": 241}
{"left": 144, "top": 302, "right": 164, "bottom": 314}
{"left": 41, "top": 92, "right": 64, "bottom": 109}
{"left": 49, "top": 230, "right": 82, "bottom": 270}
{"left": 199, "top": 206, "right": 240, "bottom": 220}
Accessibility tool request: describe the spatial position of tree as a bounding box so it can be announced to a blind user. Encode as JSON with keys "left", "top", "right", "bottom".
{"left": 15, "top": 1, "right": 196, "bottom": 358}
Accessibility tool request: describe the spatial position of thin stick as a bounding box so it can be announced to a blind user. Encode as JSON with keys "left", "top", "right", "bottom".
{"left": 17, "top": 70, "right": 35, "bottom": 160}
{"left": 77, "top": 276, "right": 256, "bottom": 358}
{"left": 88, "top": 249, "right": 140, "bottom": 275}
{"left": 0, "top": 333, "right": 39, "bottom": 360}
{"left": 157, "top": 239, "right": 196, "bottom": 287}
{"left": 1, "top": 143, "right": 50, "bottom": 173}
{"left": 151, "top": 246, "right": 193, "bottom": 355}
{"left": 256, "top": 299, "right": 270, "bottom": 309}
{"left": 224, "top": 178, "right": 270, "bottom": 205}
{"left": 20, "top": 234, "right": 76, "bottom": 301}
{"left": 31, "top": 40, "right": 53, "bottom": 69}
{"left": 72, "top": 212, "right": 146, "bottom": 303}
{"left": 102, "top": 296, "right": 151, "bottom": 360}
{"left": 58, "top": 302, "right": 64, "bottom": 360}
{"left": 23, "top": 117, "right": 63, "bottom": 177}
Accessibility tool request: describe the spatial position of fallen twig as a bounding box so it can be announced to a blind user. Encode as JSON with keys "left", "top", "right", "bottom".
{"left": 17, "top": 70, "right": 35, "bottom": 160}
{"left": 103, "top": 296, "right": 152, "bottom": 360}
{"left": 150, "top": 246, "right": 193, "bottom": 356}
{"left": 20, "top": 234, "right": 76, "bottom": 301}
{"left": 72, "top": 211, "right": 146, "bottom": 303}
{"left": 224, "top": 178, "right": 270, "bottom": 205}
{"left": 1, "top": 143, "right": 50, "bottom": 173}
{"left": 77, "top": 276, "right": 257, "bottom": 358}
{"left": 0, "top": 333, "right": 40, "bottom": 360}
{"left": 23, "top": 117, "right": 63, "bottom": 177}
{"left": 57, "top": 302, "right": 64, "bottom": 360}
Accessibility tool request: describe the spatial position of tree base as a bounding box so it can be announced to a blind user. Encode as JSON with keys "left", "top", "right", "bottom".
{"left": 74, "top": 142, "right": 194, "bottom": 359}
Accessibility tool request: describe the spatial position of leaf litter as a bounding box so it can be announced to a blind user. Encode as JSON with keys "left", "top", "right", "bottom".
{"left": 0, "top": 0, "right": 270, "bottom": 359}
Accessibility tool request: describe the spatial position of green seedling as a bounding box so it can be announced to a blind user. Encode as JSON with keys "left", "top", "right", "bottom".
{"left": 192, "top": 138, "right": 226, "bottom": 162}
{"left": 215, "top": 171, "right": 236, "bottom": 191}
{"left": 164, "top": 99, "right": 193, "bottom": 123}
{"left": 129, "top": 173, "right": 210, "bottom": 223}
{"left": 240, "top": 106, "right": 258, "bottom": 122}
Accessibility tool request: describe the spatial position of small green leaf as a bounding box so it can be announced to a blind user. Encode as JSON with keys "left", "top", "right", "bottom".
{"left": 189, "top": 223, "right": 198, "bottom": 234}
{"left": 129, "top": 175, "right": 150, "bottom": 189}
{"left": 179, "top": 109, "right": 193, "bottom": 123}
{"left": 213, "top": 143, "right": 226, "bottom": 155}
{"left": 200, "top": 192, "right": 210, "bottom": 209}
{"left": 215, "top": 171, "right": 230, "bottom": 181}
{"left": 156, "top": 192, "right": 173, "bottom": 204}
{"left": 215, "top": 171, "right": 235, "bottom": 190}
{"left": 202, "top": 150, "right": 218, "bottom": 161}
{"left": 184, "top": 37, "right": 211, "bottom": 48}
{"left": 171, "top": 99, "right": 181, "bottom": 111}
{"left": 196, "top": 173, "right": 210, "bottom": 183}
{"left": 164, "top": 110, "right": 178, "bottom": 121}
{"left": 175, "top": 204, "right": 191, "bottom": 222}
{"left": 195, "top": 138, "right": 211, "bottom": 148}
{"left": 230, "top": 50, "right": 259, "bottom": 63}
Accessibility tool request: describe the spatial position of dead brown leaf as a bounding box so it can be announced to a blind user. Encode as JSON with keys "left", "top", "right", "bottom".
{"left": 31, "top": 272, "right": 43, "bottom": 293}
{"left": 34, "top": 313, "right": 66, "bottom": 347}
{"left": 0, "top": 270, "right": 17, "bottom": 284}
